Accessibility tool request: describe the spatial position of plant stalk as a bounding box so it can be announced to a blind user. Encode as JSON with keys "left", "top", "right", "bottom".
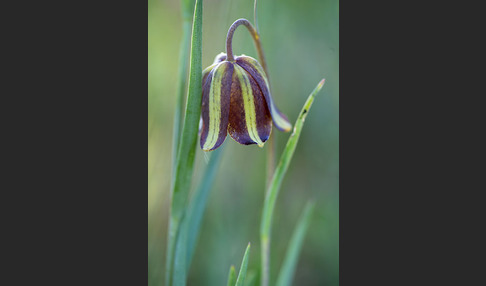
{"left": 260, "top": 79, "right": 325, "bottom": 286}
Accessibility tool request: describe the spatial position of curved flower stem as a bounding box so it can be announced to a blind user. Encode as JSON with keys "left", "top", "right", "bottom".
{"left": 225, "top": 18, "right": 268, "bottom": 78}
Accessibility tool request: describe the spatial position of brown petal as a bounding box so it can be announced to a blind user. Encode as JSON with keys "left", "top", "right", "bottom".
{"left": 228, "top": 64, "right": 272, "bottom": 147}
{"left": 200, "top": 62, "right": 234, "bottom": 151}
{"left": 236, "top": 56, "right": 292, "bottom": 132}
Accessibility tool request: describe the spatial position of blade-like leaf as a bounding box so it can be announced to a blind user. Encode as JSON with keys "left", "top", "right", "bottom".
{"left": 260, "top": 79, "right": 325, "bottom": 286}
{"left": 171, "top": 6, "right": 193, "bottom": 175}
{"left": 166, "top": 0, "right": 203, "bottom": 285}
{"left": 227, "top": 265, "right": 237, "bottom": 286}
{"left": 276, "top": 201, "right": 315, "bottom": 286}
{"left": 236, "top": 243, "right": 251, "bottom": 286}
{"left": 185, "top": 146, "right": 224, "bottom": 270}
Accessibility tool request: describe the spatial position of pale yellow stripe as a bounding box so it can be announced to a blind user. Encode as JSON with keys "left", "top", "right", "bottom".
{"left": 203, "top": 63, "right": 224, "bottom": 150}
{"left": 235, "top": 65, "right": 264, "bottom": 147}
{"left": 202, "top": 62, "right": 218, "bottom": 77}
{"left": 244, "top": 57, "right": 291, "bottom": 132}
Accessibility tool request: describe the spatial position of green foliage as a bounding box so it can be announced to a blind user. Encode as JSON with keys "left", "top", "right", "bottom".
{"left": 235, "top": 243, "right": 251, "bottom": 286}
{"left": 185, "top": 147, "right": 224, "bottom": 270}
{"left": 260, "top": 79, "right": 325, "bottom": 286}
{"left": 276, "top": 201, "right": 315, "bottom": 286}
{"left": 166, "top": 0, "right": 203, "bottom": 285}
{"left": 171, "top": 19, "right": 192, "bottom": 174}
{"left": 226, "top": 265, "right": 236, "bottom": 286}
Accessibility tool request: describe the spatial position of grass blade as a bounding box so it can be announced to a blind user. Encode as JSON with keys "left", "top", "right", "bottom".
{"left": 166, "top": 0, "right": 203, "bottom": 285}
{"left": 185, "top": 146, "right": 224, "bottom": 270}
{"left": 227, "top": 265, "right": 237, "bottom": 286}
{"left": 276, "top": 201, "right": 315, "bottom": 286}
{"left": 236, "top": 243, "right": 251, "bottom": 286}
{"left": 171, "top": 0, "right": 196, "bottom": 176}
{"left": 260, "top": 79, "right": 325, "bottom": 286}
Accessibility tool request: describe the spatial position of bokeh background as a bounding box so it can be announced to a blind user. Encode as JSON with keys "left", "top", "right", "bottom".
{"left": 148, "top": 0, "right": 338, "bottom": 285}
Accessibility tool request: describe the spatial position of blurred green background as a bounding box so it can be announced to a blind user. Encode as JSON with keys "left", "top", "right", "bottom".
{"left": 148, "top": 0, "right": 338, "bottom": 285}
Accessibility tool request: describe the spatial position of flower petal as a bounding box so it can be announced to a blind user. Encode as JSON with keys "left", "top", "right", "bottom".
{"left": 200, "top": 54, "right": 228, "bottom": 134}
{"left": 228, "top": 65, "right": 272, "bottom": 147}
{"left": 200, "top": 62, "right": 233, "bottom": 151}
{"left": 236, "top": 56, "right": 292, "bottom": 132}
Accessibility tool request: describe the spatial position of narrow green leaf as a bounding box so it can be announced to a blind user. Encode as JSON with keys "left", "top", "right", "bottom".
{"left": 236, "top": 243, "right": 251, "bottom": 286}
{"left": 185, "top": 146, "right": 224, "bottom": 270}
{"left": 276, "top": 201, "right": 315, "bottom": 286}
{"left": 227, "top": 265, "right": 237, "bottom": 286}
{"left": 166, "top": 0, "right": 203, "bottom": 285}
{"left": 260, "top": 79, "right": 325, "bottom": 286}
{"left": 171, "top": 0, "right": 196, "bottom": 183}
{"left": 172, "top": 0, "right": 203, "bottom": 220}
{"left": 171, "top": 18, "right": 192, "bottom": 176}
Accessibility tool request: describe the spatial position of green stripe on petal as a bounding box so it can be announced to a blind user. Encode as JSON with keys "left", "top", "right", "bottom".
{"left": 234, "top": 65, "right": 265, "bottom": 147}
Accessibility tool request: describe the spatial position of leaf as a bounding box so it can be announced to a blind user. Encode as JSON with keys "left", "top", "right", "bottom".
{"left": 259, "top": 79, "right": 325, "bottom": 286}
{"left": 171, "top": 0, "right": 196, "bottom": 186}
{"left": 171, "top": 16, "right": 192, "bottom": 176}
{"left": 166, "top": 0, "right": 203, "bottom": 285}
{"left": 227, "top": 265, "right": 237, "bottom": 286}
{"left": 276, "top": 201, "right": 315, "bottom": 286}
{"left": 185, "top": 146, "right": 224, "bottom": 270}
{"left": 236, "top": 243, "right": 251, "bottom": 286}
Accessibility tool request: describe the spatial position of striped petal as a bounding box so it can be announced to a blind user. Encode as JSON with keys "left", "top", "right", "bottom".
{"left": 200, "top": 53, "right": 228, "bottom": 135}
{"left": 202, "top": 64, "right": 216, "bottom": 88}
{"left": 236, "top": 55, "right": 292, "bottom": 132}
{"left": 200, "top": 62, "right": 233, "bottom": 151}
{"left": 228, "top": 64, "right": 272, "bottom": 147}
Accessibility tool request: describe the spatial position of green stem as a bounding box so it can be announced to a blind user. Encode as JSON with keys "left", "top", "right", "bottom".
{"left": 260, "top": 79, "right": 325, "bottom": 286}
{"left": 276, "top": 201, "right": 315, "bottom": 286}
{"left": 261, "top": 236, "right": 270, "bottom": 286}
{"left": 265, "top": 134, "right": 275, "bottom": 189}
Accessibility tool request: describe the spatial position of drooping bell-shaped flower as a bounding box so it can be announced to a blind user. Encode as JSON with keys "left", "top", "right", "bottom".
{"left": 200, "top": 52, "right": 292, "bottom": 151}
